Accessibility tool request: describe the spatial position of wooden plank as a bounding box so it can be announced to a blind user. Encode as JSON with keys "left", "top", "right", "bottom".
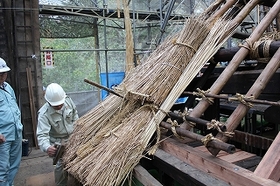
{"left": 154, "top": 149, "right": 230, "bottom": 186}
{"left": 160, "top": 137, "right": 279, "bottom": 186}
{"left": 133, "top": 165, "right": 163, "bottom": 186}
{"left": 26, "top": 67, "right": 38, "bottom": 148}
{"left": 254, "top": 132, "right": 280, "bottom": 181}
{"left": 195, "top": 146, "right": 255, "bottom": 163}
{"left": 218, "top": 150, "right": 256, "bottom": 163}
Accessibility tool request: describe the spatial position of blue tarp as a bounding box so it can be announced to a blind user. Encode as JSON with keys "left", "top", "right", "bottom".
{"left": 100, "top": 72, "right": 125, "bottom": 100}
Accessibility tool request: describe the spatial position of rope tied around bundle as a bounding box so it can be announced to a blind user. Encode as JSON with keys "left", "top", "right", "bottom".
{"left": 193, "top": 88, "right": 214, "bottom": 104}
{"left": 115, "top": 84, "right": 150, "bottom": 105}
{"left": 228, "top": 93, "right": 254, "bottom": 107}
{"left": 207, "top": 119, "right": 234, "bottom": 137}
{"left": 172, "top": 39, "right": 197, "bottom": 53}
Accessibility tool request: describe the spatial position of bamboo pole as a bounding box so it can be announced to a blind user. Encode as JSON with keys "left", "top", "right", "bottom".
{"left": 208, "top": 46, "right": 280, "bottom": 156}
{"left": 181, "top": 0, "right": 280, "bottom": 131}
{"left": 84, "top": 78, "right": 124, "bottom": 98}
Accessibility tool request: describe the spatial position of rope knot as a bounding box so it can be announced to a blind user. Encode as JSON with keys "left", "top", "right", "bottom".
{"left": 228, "top": 93, "right": 254, "bottom": 107}
{"left": 201, "top": 133, "right": 214, "bottom": 146}
{"left": 193, "top": 88, "right": 214, "bottom": 104}
{"left": 167, "top": 118, "right": 184, "bottom": 140}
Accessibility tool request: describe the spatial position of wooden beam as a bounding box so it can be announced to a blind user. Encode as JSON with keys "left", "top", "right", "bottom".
{"left": 160, "top": 137, "right": 279, "bottom": 186}
{"left": 222, "top": 69, "right": 280, "bottom": 95}
{"left": 153, "top": 149, "right": 229, "bottom": 186}
{"left": 254, "top": 132, "right": 280, "bottom": 181}
{"left": 133, "top": 165, "right": 163, "bottom": 186}
{"left": 214, "top": 41, "right": 280, "bottom": 62}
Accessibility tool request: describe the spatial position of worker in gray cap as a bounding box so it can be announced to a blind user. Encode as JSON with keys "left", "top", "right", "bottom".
{"left": 0, "top": 58, "right": 23, "bottom": 186}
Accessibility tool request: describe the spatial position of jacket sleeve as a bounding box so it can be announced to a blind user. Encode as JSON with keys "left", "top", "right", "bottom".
{"left": 36, "top": 110, "right": 52, "bottom": 152}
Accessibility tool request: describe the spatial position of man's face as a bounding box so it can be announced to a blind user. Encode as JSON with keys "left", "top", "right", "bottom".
{"left": 0, "top": 72, "right": 7, "bottom": 85}
{"left": 52, "top": 104, "right": 64, "bottom": 110}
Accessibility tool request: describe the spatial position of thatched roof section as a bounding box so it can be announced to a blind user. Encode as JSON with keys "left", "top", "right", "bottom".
{"left": 62, "top": 0, "right": 270, "bottom": 185}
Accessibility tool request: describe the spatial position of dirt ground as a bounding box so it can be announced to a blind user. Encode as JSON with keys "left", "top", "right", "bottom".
{"left": 14, "top": 148, "right": 79, "bottom": 186}
{"left": 14, "top": 148, "right": 54, "bottom": 186}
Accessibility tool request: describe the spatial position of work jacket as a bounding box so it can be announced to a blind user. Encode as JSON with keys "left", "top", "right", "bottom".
{"left": 0, "top": 82, "right": 23, "bottom": 141}
{"left": 37, "top": 96, "right": 79, "bottom": 152}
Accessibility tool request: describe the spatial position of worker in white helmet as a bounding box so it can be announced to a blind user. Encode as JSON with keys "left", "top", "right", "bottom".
{"left": 0, "top": 58, "right": 23, "bottom": 186}
{"left": 36, "top": 83, "right": 79, "bottom": 186}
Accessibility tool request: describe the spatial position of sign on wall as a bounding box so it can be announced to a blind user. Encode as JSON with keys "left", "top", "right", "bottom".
{"left": 43, "top": 47, "right": 54, "bottom": 68}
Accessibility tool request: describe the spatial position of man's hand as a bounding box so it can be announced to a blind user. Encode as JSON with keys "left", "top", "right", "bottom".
{"left": 0, "top": 134, "right": 6, "bottom": 143}
{"left": 47, "top": 145, "right": 57, "bottom": 157}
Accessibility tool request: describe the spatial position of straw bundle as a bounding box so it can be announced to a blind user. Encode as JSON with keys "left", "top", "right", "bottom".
{"left": 122, "top": 0, "right": 134, "bottom": 73}
{"left": 64, "top": 4, "right": 240, "bottom": 186}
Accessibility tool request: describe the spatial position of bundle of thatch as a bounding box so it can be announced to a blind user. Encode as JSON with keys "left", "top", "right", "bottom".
{"left": 63, "top": 2, "right": 240, "bottom": 185}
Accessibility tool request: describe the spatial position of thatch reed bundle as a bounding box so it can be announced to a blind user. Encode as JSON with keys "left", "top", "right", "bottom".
{"left": 63, "top": 2, "right": 244, "bottom": 185}
{"left": 122, "top": 0, "right": 134, "bottom": 73}
{"left": 117, "top": 17, "right": 209, "bottom": 106}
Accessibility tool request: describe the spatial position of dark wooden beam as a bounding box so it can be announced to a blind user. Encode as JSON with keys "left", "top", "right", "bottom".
{"left": 259, "top": 0, "right": 277, "bottom": 7}
{"left": 214, "top": 41, "right": 280, "bottom": 62}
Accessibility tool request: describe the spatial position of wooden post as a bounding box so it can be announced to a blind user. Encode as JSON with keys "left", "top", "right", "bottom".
{"left": 181, "top": 0, "right": 280, "bottom": 131}
{"left": 254, "top": 132, "right": 280, "bottom": 181}
{"left": 26, "top": 67, "right": 38, "bottom": 148}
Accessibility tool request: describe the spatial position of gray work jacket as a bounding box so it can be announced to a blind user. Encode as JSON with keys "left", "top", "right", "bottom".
{"left": 36, "top": 96, "right": 79, "bottom": 152}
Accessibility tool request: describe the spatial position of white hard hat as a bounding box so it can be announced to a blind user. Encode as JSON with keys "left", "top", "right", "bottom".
{"left": 44, "top": 83, "right": 66, "bottom": 106}
{"left": 0, "top": 58, "right": 11, "bottom": 73}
